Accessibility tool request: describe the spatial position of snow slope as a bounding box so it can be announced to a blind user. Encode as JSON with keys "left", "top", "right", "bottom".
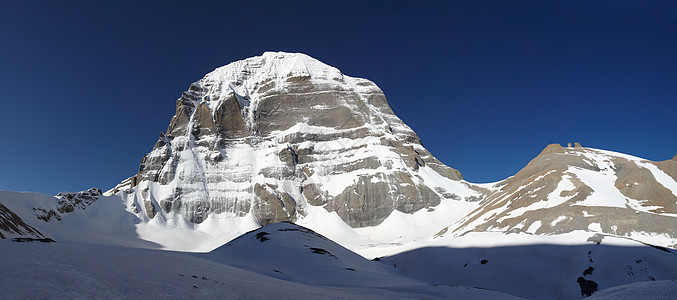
{"left": 0, "top": 225, "right": 520, "bottom": 299}
{"left": 379, "top": 231, "right": 677, "bottom": 299}
{"left": 588, "top": 280, "right": 677, "bottom": 299}
{"left": 3, "top": 219, "right": 675, "bottom": 299}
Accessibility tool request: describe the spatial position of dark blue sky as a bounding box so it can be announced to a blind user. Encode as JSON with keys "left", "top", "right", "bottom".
{"left": 1, "top": 1, "right": 676, "bottom": 195}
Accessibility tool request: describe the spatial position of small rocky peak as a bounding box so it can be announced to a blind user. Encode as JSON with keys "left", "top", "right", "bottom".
{"left": 153, "top": 132, "right": 169, "bottom": 149}
{"left": 566, "top": 142, "right": 582, "bottom": 149}
{"left": 539, "top": 143, "right": 565, "bottom": 156}
{"left": 673, "top": 153, "right": 677, "bottom": 161}
{"left": 54, "top": 188, "right": 102, "bottom": 214}
{"left": 56, "top": 187, "right": 102, "bottom": 199}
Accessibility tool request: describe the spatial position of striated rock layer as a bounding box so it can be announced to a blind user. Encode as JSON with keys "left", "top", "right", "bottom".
{"left": 110, "top": 52, "right": 479, "bottom": 227}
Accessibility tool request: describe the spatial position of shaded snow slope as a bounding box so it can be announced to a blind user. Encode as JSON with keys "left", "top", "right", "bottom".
{"left": 379, "top": 231, "right": 677, "bottom": 299}
{"left": 588, "top": 279, "right": 677, "bottom": 299}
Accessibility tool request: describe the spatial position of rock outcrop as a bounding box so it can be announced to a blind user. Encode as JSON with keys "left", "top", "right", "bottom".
{"left": 111, "top": 52, "right": 477, "bottom": 227}
{"left": 33, "top": 188, "right": 102, "bottom": 222}
{"left": 55, "top": 188, "right": 101, "bottom": 214}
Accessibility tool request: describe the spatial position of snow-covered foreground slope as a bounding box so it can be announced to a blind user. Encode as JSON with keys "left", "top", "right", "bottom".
{"left": 3, "top": 221, "right": 675, "bottom": 299}
{"left": 588, "top": 280, "right": 677, "bottom": 299}
{"left": 377, "top": 231, "right": 677, "bottom": 299}
{"left": 0, "top": 224, "right": 519, "bottom": 299}
{"left": 205, "top": 222, "right": 403, "bottom": 287}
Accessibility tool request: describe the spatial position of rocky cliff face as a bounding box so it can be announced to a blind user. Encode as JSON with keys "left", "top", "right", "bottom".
{"left": 112, "top": 52, "right": 478, "bottom": 227}
{"left": 0, "top": 203, "right": 45, "bottom": 239}
{"left": 444, "top": 144, "right": 677, "bottom": 247}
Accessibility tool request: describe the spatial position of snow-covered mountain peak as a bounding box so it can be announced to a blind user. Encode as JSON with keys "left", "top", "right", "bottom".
{"left": 192, "top": 52, "right": 355, "bottom": 118}
{"left": 107, "top": 52, "right": 472, "bottom": 235}
{"left": 203, "top": 52, "right": 343, "bottom": 86}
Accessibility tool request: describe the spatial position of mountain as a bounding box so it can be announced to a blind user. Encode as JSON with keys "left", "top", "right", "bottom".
{"left": 1, "top": 52, "right": 676, "bottom": 298}
{"left": 440, "top": 143, "right": 677, "bottom": 248}
{"left": 2, "top": 53, "right": 676, "bottom": 252}
{"left": 107, "top": 51, "right": 480, "bottom": 232}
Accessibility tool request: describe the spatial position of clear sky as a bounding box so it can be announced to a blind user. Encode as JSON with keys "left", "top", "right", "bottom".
{"left": 1, "top": 1, "right": 676, "bottom": 195}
